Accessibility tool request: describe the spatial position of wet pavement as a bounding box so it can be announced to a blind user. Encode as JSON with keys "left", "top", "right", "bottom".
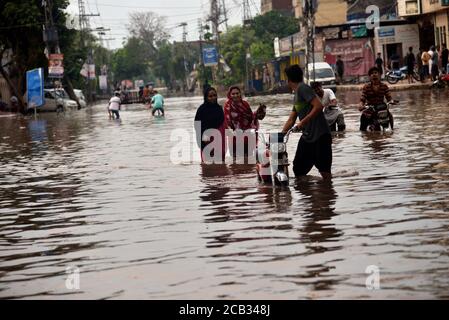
{"left": 0, "top": 90, "right": 449, "bottom": 299}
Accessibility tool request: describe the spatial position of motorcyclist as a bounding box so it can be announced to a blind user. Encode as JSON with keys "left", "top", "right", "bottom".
{"left": 311, "top": 82, "right": 346, "bottom": 132}
{"left": 359, "top": 67, "right": 396, "bottom": 131}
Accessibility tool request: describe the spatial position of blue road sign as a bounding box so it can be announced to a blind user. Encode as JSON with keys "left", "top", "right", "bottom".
{"left": 203, "top": 46, "right": 218, "bottom": 67}
{"left": 26, "top": 68, "right": 45, "bottom": 108}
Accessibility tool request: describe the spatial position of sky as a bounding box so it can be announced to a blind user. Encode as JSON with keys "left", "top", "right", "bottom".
{"left": 66, "top": 0, "right": 261, "bottom": 50}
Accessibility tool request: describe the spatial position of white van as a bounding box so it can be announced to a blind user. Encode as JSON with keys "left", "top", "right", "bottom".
{"left": 304, "top": 62, "right": 337, "bottom": 92}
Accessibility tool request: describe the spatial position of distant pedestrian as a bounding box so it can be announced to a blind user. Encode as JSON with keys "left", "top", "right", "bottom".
{"left": 375, "top": 53, "right": 384, "bottom": 76}
{"left": 108, "top": 91, "right": 121, "bottom": 119}
{"left": 390, "top": 52, "right": 400, "bottom": 70}
{"left": 441, "top": 44, "right": 448, "bottom": 73}
{"left": 151, "top": 90, "right": 165, "bottom": 117}
{"left": 10, "top": 96, "right": 19, "bottom": 112}
{"left": 417, "top": 48, "right": 424, "bottom": 81}
{"left": 429, "top": 46, "right": 439, "bottom": 81}
{"left": 421, "top": 49, "right": 431, "bottom": 82}
{"left": 405, "top": 47, "right": 416, "bottom": 84}
{"left": 336, "top": 55, "right": 344, "bottom": 84}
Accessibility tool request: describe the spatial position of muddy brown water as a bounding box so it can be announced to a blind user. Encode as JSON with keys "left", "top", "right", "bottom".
{"left": 0, "top": 89, "right": 449, "bottom": 299}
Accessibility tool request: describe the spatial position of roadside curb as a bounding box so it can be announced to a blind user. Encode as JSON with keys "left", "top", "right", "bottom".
{"left": 337, "top": 82, "right": 433, "bottom": 92}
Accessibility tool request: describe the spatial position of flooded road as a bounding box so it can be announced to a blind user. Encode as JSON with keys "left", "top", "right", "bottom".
{"left": 1, "top": 90, "right": 449, "bottom": 299}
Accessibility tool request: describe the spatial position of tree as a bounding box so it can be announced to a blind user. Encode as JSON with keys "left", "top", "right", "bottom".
{"left": 0, "top": 0, "right": 112, "bottom": 109}
{"left": 217, "top": 11, "right": 300, "bottom": 86}
{"left": 127, "top": 12, "right": 170, "bottom": 60}
{"left": 111, "top": 37, "right": 150, "bottom": 82}
{"left": 219, "top": 25, "right": 254, "bottom": 86}
{"left": 251, "top": 11, "right": 300, "bottom": 44}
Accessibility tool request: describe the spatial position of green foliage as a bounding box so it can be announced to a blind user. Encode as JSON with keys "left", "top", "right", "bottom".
{"left": 251, "top": 11, "right": 300, "bottom": 44}
{"left": 218, "top": 11, "right": 300, "bottom": 85}
{"left": 111, "top": 37, "right": 150, "bottom": 82}
{"left": 0, "top": 0, "right": 99, "bottom": 93}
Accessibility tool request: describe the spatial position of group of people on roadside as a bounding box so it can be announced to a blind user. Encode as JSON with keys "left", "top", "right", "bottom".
{"left": 375, "top": 44, "right": 449, "bottom": 83}
{"left": 0, "top": 94, "right": 19, "bottom": 113}
{"left": 418, "top": 44, "right": 449, "bottom": 82}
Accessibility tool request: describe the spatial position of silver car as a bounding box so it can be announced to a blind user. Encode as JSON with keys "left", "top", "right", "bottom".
{"left": 25, "top": 89, "right": 78, "bottom": 112}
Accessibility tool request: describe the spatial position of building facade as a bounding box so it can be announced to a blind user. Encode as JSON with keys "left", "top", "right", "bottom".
{"left": 398, "top": 0, "right": 449, "bottom": 50}
{"left": 292, "top": 0, "right": 347, "bottom": 26}
{"left": 261, "top": 0, "right": 294, "bottom": 16}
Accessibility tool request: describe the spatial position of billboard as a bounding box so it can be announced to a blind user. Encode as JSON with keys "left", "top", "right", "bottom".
{"left": 80, "top": 63, "right": 96, "bottom": 80}
{"left": 48, "top": 53, "right": 64, "bottom": 78}
{"left": 324, "top": 39, "right": 375, "bottom": 76}
{"left": 347, "top": 0, "right": 397, "bottom": 22}
{"left": 26, "top": 68, "right": 45, "bottom": 108}
{"left": 202, "top": 46, "right": 218, "bottom": 67}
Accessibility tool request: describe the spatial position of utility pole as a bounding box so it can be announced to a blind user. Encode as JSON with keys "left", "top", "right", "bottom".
{"left": 303, "top": 0, "right": 317, "bottom": 83}
{"left": 243, "top": 0, "right": 253, "bottom": 93}
{"left": 220, "top": 0, "right": 228, "bottom": 31}
{"left": 198, "top": 18, "right": 207, "bottom": 91}
{"left": 78, "top": 0, "right": 100, "bottom": 104}
{"left": 210, "top": 0, "right": 221, "bottom": 84}
{"left": 179, "top": 22, "right": 189, "bottom": 93}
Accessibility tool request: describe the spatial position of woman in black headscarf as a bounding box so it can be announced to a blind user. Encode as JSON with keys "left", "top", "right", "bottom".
{"left": 194, "top": 87, "right": 226, "bottom": 163}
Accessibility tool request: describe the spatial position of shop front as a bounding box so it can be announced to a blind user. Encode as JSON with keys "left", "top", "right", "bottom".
{"left": 324, "top": 38, "right": 375, "bottom": 77}
{"left": 374, "top": 24, "right": 420, "bottom": 67}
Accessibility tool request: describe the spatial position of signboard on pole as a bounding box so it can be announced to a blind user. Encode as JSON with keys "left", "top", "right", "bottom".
{"left": 99, "top": 75, "right": 108, "bottom": 90}
{"left": 26, "top": 68, "right": 45, "bottom": 108}
{"left": 202, "top": 46, "right": 218, "bottom": 67}
{"left": 88, "top": 64, "right": 96, "bottom": 80}
{"left": 48, "top": 53, "right": 64, "bottom": 78}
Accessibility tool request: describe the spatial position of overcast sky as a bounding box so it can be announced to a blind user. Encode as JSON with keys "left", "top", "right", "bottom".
{"left": 66, "top": 0, "right": 261, "bottom": 50}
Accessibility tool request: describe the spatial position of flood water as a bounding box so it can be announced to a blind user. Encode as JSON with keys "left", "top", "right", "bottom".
{"left": 1, "top": 90, "right": 449, "bottom": 299}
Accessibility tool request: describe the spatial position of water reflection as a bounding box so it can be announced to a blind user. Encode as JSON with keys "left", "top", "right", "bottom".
{"left": 1, "top": 91, "right": 449, "bottom": 299}
{"left": 294, "top": 178, "right": 341, "bottom": 291}
{"left": 200, "top": 164, "right": 232, "bottom": 225}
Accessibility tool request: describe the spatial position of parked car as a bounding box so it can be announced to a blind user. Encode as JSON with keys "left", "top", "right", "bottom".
{"left": 24, "top": 89, "right": 78, "bottom": 112}
{"left": 304, "top": 62, "right": 337, "bottom": 92}
{"left": 73, "top": 89, "right": 87, "bottom": 108}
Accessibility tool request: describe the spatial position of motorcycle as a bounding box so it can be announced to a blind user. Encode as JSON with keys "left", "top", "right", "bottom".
{"left": 385, "top": 66, "right": 420, "bottom": 84}
{"left": 431, "top": 73, "right": 449, "bottom": 89}
{"left": 361, "top": 102, "right": 395, "bottom": 132}
{"left": 324, "top": 105, "right": 346, "bottom": 132}
{"left": 256, "top": 126, "right": 297, "bottom": 187}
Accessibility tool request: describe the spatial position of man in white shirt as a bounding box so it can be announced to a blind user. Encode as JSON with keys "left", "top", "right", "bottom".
{"left": 108, "top": 91, "right": 121, "bottom": 119}
{"left": 311, "top": 82, "right": 346, "bottom": 132}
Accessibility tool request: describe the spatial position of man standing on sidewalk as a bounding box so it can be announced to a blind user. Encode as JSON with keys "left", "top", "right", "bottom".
{"left": 336, "top": 56, "right": 344, "bottom": 84}
{"left": 375, "top": 53, "right": 384, "bottom": 77}
{"left": 405, "top": 47, "right": 416, "bottom": 84}
{"left": 429, "top": 46, "right": 439, "bottom": 81}
{"left": 416, "top": 48, "right": 423, "bottom": 81}
{"left": 421, "top": 49, "right": 431, "bottom": 82}
{"left": 442, "top": 44, "right": 448, "bottom": 73}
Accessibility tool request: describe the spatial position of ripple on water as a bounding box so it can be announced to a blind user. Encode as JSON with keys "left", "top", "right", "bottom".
{"left": 0, "top": 92, "right": 449, "bottom": 299}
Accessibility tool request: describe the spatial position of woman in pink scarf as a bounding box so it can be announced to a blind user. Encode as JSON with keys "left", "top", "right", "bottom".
{"left": 224, "top": 86, "right": 266, "bottom": 157}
